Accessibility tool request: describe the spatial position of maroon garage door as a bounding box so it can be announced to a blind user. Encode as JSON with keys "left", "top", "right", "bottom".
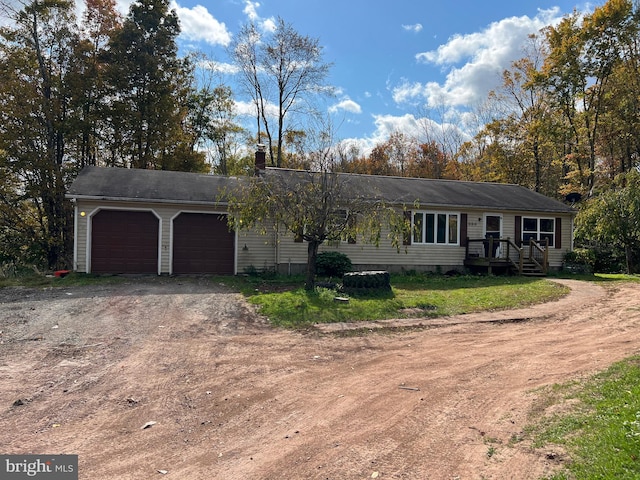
{"left": 91, "top": 210, "right": 159, "bottom": 274}
{"left": 173, "top": 213, "right": 235, "bottom": 275}
{"left": 172, "top": 213, "right": 235, "bottom": 274}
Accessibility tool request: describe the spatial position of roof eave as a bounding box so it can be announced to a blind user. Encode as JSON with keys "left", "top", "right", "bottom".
{"left": 66, "top": 194, "right": 228, "bottom": 207}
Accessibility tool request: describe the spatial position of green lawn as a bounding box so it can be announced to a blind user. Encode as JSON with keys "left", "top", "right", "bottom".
{"left": 529, "top": 356, "right": 640, "bottom": 480}
{"left": 241, "top": 274, "right": 570, "bottom": 328}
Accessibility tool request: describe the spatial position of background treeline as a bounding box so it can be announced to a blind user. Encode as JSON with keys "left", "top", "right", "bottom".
{"left": 1, "top": 0, "right": 639, "bottom": 273}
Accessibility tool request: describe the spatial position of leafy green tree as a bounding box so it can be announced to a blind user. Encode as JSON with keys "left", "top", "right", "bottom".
{"left": 592, "top": 1, "right": 640, "bottom": 179}
{"left": 576, "top": 170, "right": 640, "bottom": 273}
{"left": 187, "top": 77, "right": 246, "bottom": 175}
{"left": 105, "top": 0, "right": 206, "bottom": 171}
{"left": 495, "top": 36, "right": 564, "bottom": 196}
{"left": 67, "top": 0, "right": 122, "bottom": 168}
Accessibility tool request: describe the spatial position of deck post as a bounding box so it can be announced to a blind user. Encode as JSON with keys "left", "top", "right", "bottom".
{"left": 519, "top": 246, "right": 524, "bottom": 274}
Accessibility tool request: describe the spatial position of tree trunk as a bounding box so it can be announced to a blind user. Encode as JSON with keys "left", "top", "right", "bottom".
{"left": 625, "top": 244, "right": 635, "bottom": 274}
{"left": 305, "top": 240, "right": 320, "bottom": 290}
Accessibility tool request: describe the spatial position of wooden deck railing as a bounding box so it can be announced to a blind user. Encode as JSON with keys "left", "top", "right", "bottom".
{"left": 528, "top": 238, "right": 549, "bottom": 274}
{"left": 465, "top": 237, "right": 548, "bottom": 275}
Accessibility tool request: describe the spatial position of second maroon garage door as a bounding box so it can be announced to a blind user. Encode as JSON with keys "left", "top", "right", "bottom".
{"left": 172, "top": 213, "right": 235, "bottom": 274}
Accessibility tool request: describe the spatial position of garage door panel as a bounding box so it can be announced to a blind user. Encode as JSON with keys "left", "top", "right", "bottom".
{"left": 173, "top": 213, "right": 234, "bottom": 274}
{"left": 91, "top": 210, "right": 158, "bottom": 274}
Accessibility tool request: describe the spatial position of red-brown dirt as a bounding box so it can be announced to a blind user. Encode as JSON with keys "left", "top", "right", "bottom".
{"left": 1, "top": 277, "right": 638, "bottom": 479}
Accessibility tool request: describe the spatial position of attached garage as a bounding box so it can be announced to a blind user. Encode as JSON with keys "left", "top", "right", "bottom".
{"left": 172, "top": 212, "right": 235, "bottom": 274}
{"left": 91, "top": 210, "right": 159, "bottom": 274}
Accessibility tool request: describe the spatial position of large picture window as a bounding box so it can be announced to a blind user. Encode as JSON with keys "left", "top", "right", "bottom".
{"left": 522, "top": 217, "right": 555, "bottom": 247}
{"left": 412, "top": 211, "right": 459, "bottom": 245}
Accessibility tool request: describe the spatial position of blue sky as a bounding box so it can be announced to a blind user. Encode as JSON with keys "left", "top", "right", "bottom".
{"left": 123, "top": 1, "right": 597, "bottom": 151}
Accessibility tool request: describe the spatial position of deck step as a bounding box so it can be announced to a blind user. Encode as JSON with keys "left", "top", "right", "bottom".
{"left": 520, "top": 261, "right": 545, "bottom": 276}
{"left": 509, "top": 259, "right": 546, "bottom": 276}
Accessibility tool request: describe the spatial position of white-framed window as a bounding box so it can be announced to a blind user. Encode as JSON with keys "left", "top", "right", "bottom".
{"left": 522, "top": 217, "right": 555, "bottom": 247}
{"left": 412, "top": 211, "right": 459, "bottom": 245}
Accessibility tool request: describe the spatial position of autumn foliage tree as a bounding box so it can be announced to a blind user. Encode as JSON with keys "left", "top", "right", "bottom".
{"left": 0, "top": 0, "right": 77, "bottom": 269}
{"left": 0, "top": 0, "right": 219, "bottom": 269}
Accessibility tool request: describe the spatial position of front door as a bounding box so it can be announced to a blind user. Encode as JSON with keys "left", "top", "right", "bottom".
{"left": 484, "top": 214, "right": 502, "bottom": 258}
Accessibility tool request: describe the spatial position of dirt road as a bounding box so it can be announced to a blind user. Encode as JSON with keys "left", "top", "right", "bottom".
{"left": 1, "top": 277, "right": 639, "bottom": 479}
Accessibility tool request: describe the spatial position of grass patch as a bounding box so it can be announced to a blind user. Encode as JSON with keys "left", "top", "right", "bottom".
{"left": 528, "top": 356, "right": 640, "bottom": 479}
{"left": 243, "top": 274, "right": 569, "bottom": 328}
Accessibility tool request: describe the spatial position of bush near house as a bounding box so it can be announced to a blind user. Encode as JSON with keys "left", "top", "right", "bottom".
{"left": 316, "top": 251, "right": 352, "bottom": 278}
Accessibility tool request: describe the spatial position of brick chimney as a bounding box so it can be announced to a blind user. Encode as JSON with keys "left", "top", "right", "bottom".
{"left": 255, "top": 144, "right": 266, "bottom": 175}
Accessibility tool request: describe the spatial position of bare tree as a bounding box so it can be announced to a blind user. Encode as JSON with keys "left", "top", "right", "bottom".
{"left": 229, "top": 17, "right": 333, "bottom": 167}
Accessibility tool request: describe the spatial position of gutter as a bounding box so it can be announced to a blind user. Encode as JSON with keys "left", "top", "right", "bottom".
{"left": 66, "top": 194, "right": 229, "bottom": 207}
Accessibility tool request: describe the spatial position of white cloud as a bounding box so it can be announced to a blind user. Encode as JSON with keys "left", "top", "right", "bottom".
{"left": 243, "top": 0, "right": 260, "bottom": 21}
{"left": 199, "top": 60, "right": 239, "bottom": 75}
{"left": 243, "top": 0, "right": 276, "bottom": 32}
{"left": 397, "top": 8, "right": 565, "bottom": 109}
{"left": 340, "top": 114, "right": 422, "bottom": 155}
{"left": 341, "top": 111, "right": 473, "bottom": 156}
{"left": 172, "top": 3, "right": 232, "bottom": 47}
{"left": 402, "top": 23, "right": 423, "bottom": 33}
{"left": 260, "top": 17, "right": 277, "bottom": 33}
{"left": 329, "top": 99, "right": 362, "bottom": 114}
{"left": 371, "top": 113, "right": 422, "bottom": 139}
{"left": 235, "top": 98, "right": 279, "bottom": 119}
{"left": 115, "top": 0, "right": 135, "bottom": 17}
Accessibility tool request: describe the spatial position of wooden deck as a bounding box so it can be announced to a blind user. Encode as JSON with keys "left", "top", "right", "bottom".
{"left": 464, "top": 237, "right": 548, "bottom": 276}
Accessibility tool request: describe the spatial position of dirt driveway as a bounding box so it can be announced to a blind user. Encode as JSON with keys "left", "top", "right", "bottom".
{"left": 1, "top": 277, "right": 639, "bottom": 479}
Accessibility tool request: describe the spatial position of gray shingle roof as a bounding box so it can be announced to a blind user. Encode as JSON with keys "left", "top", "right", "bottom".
{"left": 67, "top": 166, "right": 235, "bottom": 205}
{"left": 67, "top": 166, "right": 575, "bottom": 214}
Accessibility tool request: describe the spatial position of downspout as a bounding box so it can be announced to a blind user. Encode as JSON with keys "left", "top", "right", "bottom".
{"left": 72, "top": 201, "right": 78, "bottom": 271}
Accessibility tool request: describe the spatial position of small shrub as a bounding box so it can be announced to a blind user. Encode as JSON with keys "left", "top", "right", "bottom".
{"left": 243, "top": 265, "right": 260, "bottom": 276}
{"left": 316, "top": 251, "right": 352, "bottom": 278}
{"left": 563, "top": 248, "right": 595, "bottom": 274}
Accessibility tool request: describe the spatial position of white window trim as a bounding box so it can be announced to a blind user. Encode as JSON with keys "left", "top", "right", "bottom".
{"left": 411, "top": 211, "right": 460, "bottom": 246}
{"left": 483, "top": 213, "right": 503, "bottom": 238}
{"left": 522, "top": 216, "right": 555, "bottom": 247}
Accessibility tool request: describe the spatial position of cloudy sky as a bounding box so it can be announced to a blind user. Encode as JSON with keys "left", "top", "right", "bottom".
{"left": 12, "top": 0, "right": 600, "bottom": 151}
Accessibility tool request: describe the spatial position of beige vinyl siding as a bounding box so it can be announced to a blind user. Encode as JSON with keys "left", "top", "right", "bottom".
{"left": 273, "top": 227, "right": 465, "bottom": 273}
{"left": 271, "top": 209, "right": 574, "bottom": 273}
{"left": 74, "top": 204, "right": 89, "bottom": 272}
{"left": 514, "top": 213, "right": 572, "bottom": 268}
{"left": 274, "top": 207, "right": 473, "bottom": 273}
{"left": 74, "top": 199, "right": 574, "bottom": 275}
{"left": 236, "top": 226, "right": 277, "bottom": 274}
